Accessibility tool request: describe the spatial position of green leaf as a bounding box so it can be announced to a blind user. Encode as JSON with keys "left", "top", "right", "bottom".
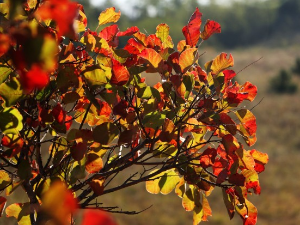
{"left": 36, "top": 80, "right": 56, "bottom": 101}
{"left": 83, "top": 65, "right": 110, "bottom": 88}
{"left": 0, "top": 107, "right": 23, "bottom": 135}
{"left": 142, "top": 111, "right": 166, "bottom": 129}
{"left": 0, "top": 77, "right": 24, "bottom": 107}
{"left": 0, "top": 63, "right": 12, "bottom": 83}
{"left": 159, "top": 169, "right": 180, "bottom": 195}
{"left": 137, "top": 86, "right": 161, "bottom": 101}
{"left": 93, "top": 122, "right": 119, "bottom": 145}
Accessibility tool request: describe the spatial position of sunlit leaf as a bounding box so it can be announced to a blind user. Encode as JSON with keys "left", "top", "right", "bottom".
{"left": 0, "top": 63, "right": 12, "bottom": 83}
{"left": 137, "top": 86, "right": 161, "bottom": 101}
{"left": 236, "top": 198, "right": 257, "bottom": 225}
{"left": 0, "top": 107, "right": 23, "bottom": 135}
{"left": 200, "top": 20, "right": 221, "bottom": 40}
{"left": 83, "top": 64, "right": 110, "bottom": 88}
{"left": 85, "top": 153, "right": 103, "bottom": 173}
{"left": 117, "top": 26, "right": 139, "bottom": 36}
{"left": 179, "top": 48, "right": 198, "bottom": 73}
{"left": 156, "top": 23, "right": 174, "bottom": 48}
{"left": 6, "top": 203, "right": 31, "bottom": 225}
{"left": 210, "top": 53, "right": 234, "bottom": 75}
{"left": 110, "top": 59, "right": 130, "bottom": 86}
{"left": 242, "top": 169, "right": 261, "bottom": 194}
{"left": 182, "top": 8, "right": 202, "bottom": 47}
{"left": 1, "top": 134, "right": 24, "bottom": 158}
{"left": 182, "top": 187, "right": 195, "bottom": 211}
{"left": 159, "top": 169, "right": 180, "bottom": 195}
{"left": 139, "top": 48, "right": 163, "bottom": 71}
{"left": 222, "top": 188, "right": 235, "bottom": 219}
{"left": 142, "top": 111, "right": 166, "bottom": 129}
{"left": 0, "top": 170, "right": 11, "bottom": 190}
{"left": 98, "top": 7, "right": 121, "bottom": 26}
{"left": 236, "top": 109, "right": 257, "bottom": 146}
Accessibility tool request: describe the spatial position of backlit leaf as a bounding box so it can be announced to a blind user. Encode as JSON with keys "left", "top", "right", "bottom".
{"left": 139, "top": 48, "right": 163, "bottom": 71}
{"left": 182, "top": 187, "right": 195, "bottom": 211}
{"left": 242, "top": 169, "right": 261, "bottom": 194}
{"left": 0, "top": 77, "right": 24, "bottom": 107}
{"left": 142, "top": 111, "right": 166, "bottom": 129}
{"left": 0, "top": 170, "right": 11, "bottom": 190}
{"left": 156, "top": 23, "right": 174, "bottom": 48}
{"left": 146, "top": 169, "right": 162, "bottom": 194}
{"left": 159, "top": 169, "right": 180, "bottom": 195}
{"left": 182, "top": 8, "right": 202, "bottom": 47}
{"left": 117, "top": 26, "right": 139, "bottom": 36}
{"left": 0, "top": 63, "right": 12, "bottom": 83}
{"left": 222, "top": 188, "right": 235, "bottom": 219}
{"left": 0, "top": 107, "right": 23, "bottom": 135}
{"left": 236, "top": 198, "right": 257, "bottom": 225}
{"left": 236, "top": 109, "right": 257, "bottom": 146}
{"left": 98, "top": 7, "right": 121, "bottom": 26}
{"left": 89, "top": 179, "right": 105, "bottom": 196}
{"left": 210, "top": 53, "right": 234, "bottom": 75}
{"left": 1, "top": 134, "right": 24, "bottom": 158}
{"left": 110, "top": 59, "right": 130, "bottom": 86}
{"left": 137, "top": 86, "right": 161, "bottom": 101}
{"left": 85, "top": 153, "right": 103, "bottom": 173}
{"left": 200, "top": 20, "right": 221, "bottom": 40}
{"left": 83, "top": 65, "right": 110, "bottom": 88}
{"left": 6, "top": 203, "right": 31, "bottom": 225}
{"left": 179, "top": 48, "right": 198, "bottom": 73}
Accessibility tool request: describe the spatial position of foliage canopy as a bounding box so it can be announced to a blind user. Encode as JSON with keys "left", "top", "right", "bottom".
{"left": 0, "top": 1, "right": 268, "bottom": 225}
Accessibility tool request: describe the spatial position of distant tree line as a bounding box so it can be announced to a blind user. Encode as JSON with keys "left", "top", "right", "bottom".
{"left": 79, "top": 0, "right": 300, "bottom": 49}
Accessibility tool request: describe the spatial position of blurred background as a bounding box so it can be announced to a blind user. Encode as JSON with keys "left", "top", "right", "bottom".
{"left": 73, "top": 0, "right": 300, "bottom": 225}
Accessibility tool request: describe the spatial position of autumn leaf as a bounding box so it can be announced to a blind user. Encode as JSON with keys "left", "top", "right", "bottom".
{"left": 6, "top": 203, "right": 31, "bottom": 225}
{"left": 182, "top": 7, "right": 202, "bottom": 47}
{"left": 98, "top": 7, "right": 121, "bottom": 26}
{"left": 110, "top": 58, "right": 130, "bottom": 86}
{"left": 81, "top": 209, "right": 118, "bottom": 225}
{"left": 139, "top": 48, "right": 163, "bottom": 71}
{"left": 1, "top": 134, "right": 24, "bottom": 158}
{"left": 0, "top": 196, "right": 6, "bottom": 217}
{"left": 210, "top": 53, "right": 234, "bottom": 75}
{"left": 35, "top": 0, "right": 78, "bottom": 38}
{"left": 41, "top": 181, "right": 78, "bottom": 225}
{"left": 117, "top": 26, "right": 139, "bottom": 36}
{"left": 200, "top": 20, "right": 221, "bottom": 40}
{"left": 179, "top": 48, "right": 198, "bottom": 73}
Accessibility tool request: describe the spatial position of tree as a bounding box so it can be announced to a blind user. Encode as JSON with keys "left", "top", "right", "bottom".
{"left": 0, "top": 1, "right": 268, "bottom": 225}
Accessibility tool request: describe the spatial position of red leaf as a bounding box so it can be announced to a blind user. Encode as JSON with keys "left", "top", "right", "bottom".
{"left": 0, "top": 196, "right": 7, "bottom": 217}
{"left": 1, "top": 135, "right": 24, "bottom": 158}
{"left": 228, "top": 173, "right": 245, "bottom": 186}
{"left": 110, "top": 59, "right": 130, "bottom": 86}
{"left": 0, "top": 34, "right": 10, "bottom": 57}
{"left": 21, "top": 64, "right": 49, "bottom": 93}
{"left": 117, "top": 26, "right": 139, "bottom": 36}
{"left": 241, "top": 81, "right": 257, "bottom": 102}
{"left": 199, "top": 148, "right": 217, "bottom": 168}
{"left": 200, "top": 20, "right": 221, "bottom": 40}
{"left": 36, "top": 0, "right": 78, "bottom": 38}
{"left": 52, "top": 104, "right": 66, "bottom": 124}
{"left": 81, "top": 210, "right": 118, "bottom": 225}
{"left": 98, "top": 24, "right": 120, "bottom": 47}
{"left": 146, "top": 34, "right": 162, "bottom": 49}
{"left": 182, "top": 8, "right": 202, "bottom": 47}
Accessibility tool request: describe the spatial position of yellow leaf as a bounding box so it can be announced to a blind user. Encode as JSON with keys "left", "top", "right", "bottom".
{"left": 210, "top": 52, "right": 234, "bottom": 75}
{"left": 98, "top": 7, "right": 121, "bottom": 26}
{"left": 179, "top": 48, "right": 198, "bottom": 73}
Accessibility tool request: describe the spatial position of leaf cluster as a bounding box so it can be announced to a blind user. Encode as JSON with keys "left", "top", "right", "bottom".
{"left": 0, "top": 1, "right": 268, "bottom": 225}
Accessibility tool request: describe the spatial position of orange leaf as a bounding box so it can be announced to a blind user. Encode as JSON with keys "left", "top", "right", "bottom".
{"left": 182, "top": 8, "right": 202, "bottom": 47}
{"left": 85, "top": 153, "right": 103, "bottom": 173}
{"left": 236, "top": 109, "right": 257, "bottom": 137}
{"left": 42, "top": 181, "right": 78, "bottom": 225}
{"left": 110, "top": 59, "right": 130, "bottom": 86}
{"left": 139, "top": 48, "right": 163, "bottom": 71}
{"left": 89, "top": 179, "right": 105, "bottom": 196}
{"left": 1, "top": 134, "right": 24, "bottom": 158}
{"left": 179, "top": 48, "right": 198, "bottom": 73}
{"left": 98, "top": 7, "right": 121, "bottom": 26}
{"left": 241, "top": 81, "right": 257, "bottom": 102}
{"left": 236, "top": 198, "right": 258, "bottom": 225}
{"left": 210, "top": 53, "right": 234, "bottom": 75}
{"left": 201, "top": 194, "right": 212, "bottom": 221}
{"left": 242, "top": 169, "right": 261, "bottom": 194}
{"left": 200, "top": 20, "right": 221, "bottom": 40}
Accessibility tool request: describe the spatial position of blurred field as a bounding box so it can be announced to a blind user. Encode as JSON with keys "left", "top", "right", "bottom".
{"left": 2, "top": 45, "right": 300, "bottom": 225}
